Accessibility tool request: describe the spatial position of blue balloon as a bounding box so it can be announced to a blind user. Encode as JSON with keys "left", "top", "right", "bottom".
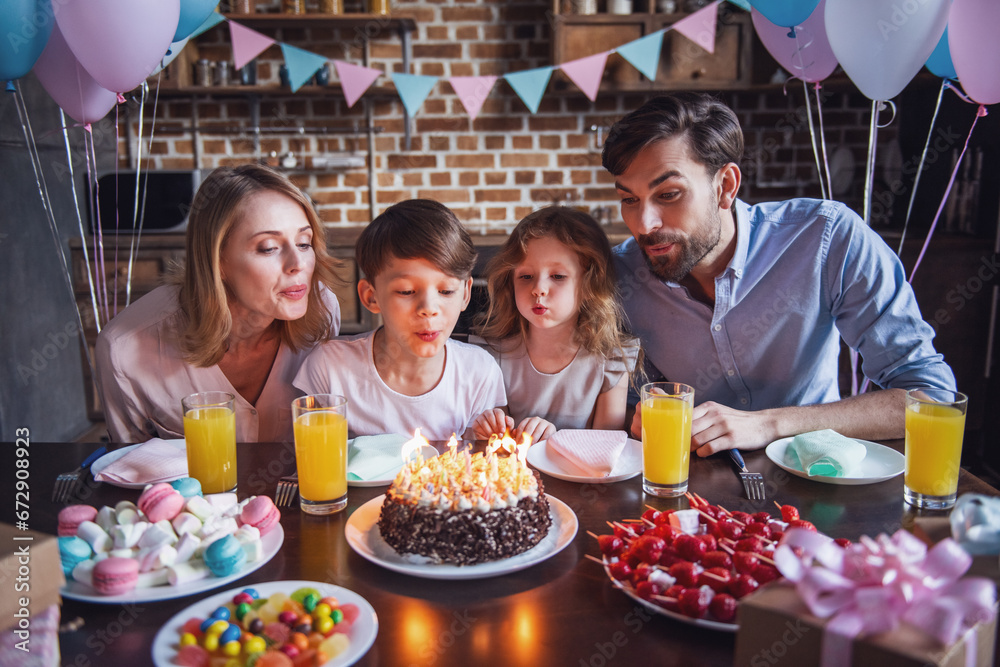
{"left": 749, "top": 0, "right": 820, "bottom": 28}
{"left": 174, "top": 0, "right": 220, "bottom": 42}
{"left": 0, "top": 0, "right": 53, "bottom": 81}
{"left": 925, "top": 26, "right": 957, "bottom": 80}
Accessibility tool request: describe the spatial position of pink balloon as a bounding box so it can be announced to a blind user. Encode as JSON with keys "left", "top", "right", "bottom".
{"left": 54, "top": 0, "right": 180, "bottom": 94}
{"left": 33, "top": 22, "right": 118, "bottom": 125}
{"left": 752, "top": 0, "right": 837, "bottom": 83}
{"left": 949, "top": 0, "right": 1000, "bottom": 105}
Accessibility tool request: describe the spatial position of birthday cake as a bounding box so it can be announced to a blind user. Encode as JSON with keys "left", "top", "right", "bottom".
{"left": 377, "top": 435, "right": 551, "bottom": 565}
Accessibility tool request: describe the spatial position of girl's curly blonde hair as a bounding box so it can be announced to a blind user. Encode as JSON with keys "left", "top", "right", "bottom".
{"left": 475, "top": 206, "right": 630, "bottom": 360}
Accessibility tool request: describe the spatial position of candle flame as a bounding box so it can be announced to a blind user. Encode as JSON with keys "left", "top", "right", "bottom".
{"left": 516, "top": 432, "right": 532, "bottom": 465}
{"left": 400, "top": 428, "right": 431, "bottom": 463}
{"left": 487, "top": 428, "right": 519, "bottom": 456}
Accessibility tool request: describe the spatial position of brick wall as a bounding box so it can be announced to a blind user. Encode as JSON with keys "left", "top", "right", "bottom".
{"left": 120, "top": 0, "right": 898, "bottom": 231}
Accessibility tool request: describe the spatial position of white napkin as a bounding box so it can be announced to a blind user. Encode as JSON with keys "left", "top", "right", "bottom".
{"left": 784, "top": 429, "right": 867, "bottom": 477}
{"left": 547, "top": 429, "right": 628, "bottom": 478}
{"left": 346, "top": 434, "right": 410, "bottom": 481}
{"left": 93, "top": 438, "right": 188, "bottom": 486}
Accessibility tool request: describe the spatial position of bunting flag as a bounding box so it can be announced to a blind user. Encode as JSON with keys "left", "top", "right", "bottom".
{"left": 229, "top": 21, "right": 275, "bottom": 70}
{"left": 616, "top": 30, "right": 666, "bottom": 81}
{"left": 559, "top": 52, "right": 610, "bottom": 102}
{"left": 672, "top": 1, "right": 719, "bottom": 54}
{"left": 333, "top": 60, "right": 382, "bottom": 108}
{"left": 280, "top": 44, "right": 327, "bottom": 92}
{"left": 503, "top": 66, "right": 554, "bottom": 113}
{"left": 189, "top": 11, "right": 226, "bottom": 39}
{"left": 449, "top": 76, "right": 498, "bottom": 121}
{"left": 391, "top": 72, "right": 439, "bottom": 117}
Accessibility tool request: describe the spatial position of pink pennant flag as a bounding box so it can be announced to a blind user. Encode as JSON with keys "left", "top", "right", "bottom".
{"left": 448, "top": 76, "right": 498, "bottom": 120}
{"left": 559, "top": 52, "right": 609, "bottom": 102}
{"left": 229, "top": 21, "right": 276, "bottom": 70}
{"left": 671, "top": 1, "right": 718, "bottom": 54}
{"left": 332, "top": 60, "right": 383, "bottom": 108}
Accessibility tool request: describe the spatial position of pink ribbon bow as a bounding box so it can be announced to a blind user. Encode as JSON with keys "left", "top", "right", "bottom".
{"left": 773, "top": 527, "right": 996, "bottom": 667}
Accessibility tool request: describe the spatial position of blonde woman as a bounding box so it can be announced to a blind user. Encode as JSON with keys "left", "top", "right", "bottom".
{"left": 472, "top": 206, "right": 640, "bottom": 442}
{"left": 95, "top": 164, "right": 341, "bottom": 443}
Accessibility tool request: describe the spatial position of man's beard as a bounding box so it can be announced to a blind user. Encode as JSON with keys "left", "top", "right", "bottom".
{"left": 639, "top": 205, "right": 722, "bottom": 283}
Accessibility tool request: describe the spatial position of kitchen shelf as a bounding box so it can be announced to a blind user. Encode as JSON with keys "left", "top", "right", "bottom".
{"left": 152, "top": 83, "right": 398, "bottom": 98}
{"left": 219, "top": 12, "right": 415, "bottom": 32}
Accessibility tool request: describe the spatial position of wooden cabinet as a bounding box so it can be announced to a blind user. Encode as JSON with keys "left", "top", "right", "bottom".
{"left": 550, "top": 4, "right": 754, "bottom": 92}
{"left": 70, "top": 234, "right": 374, "bottom": 421}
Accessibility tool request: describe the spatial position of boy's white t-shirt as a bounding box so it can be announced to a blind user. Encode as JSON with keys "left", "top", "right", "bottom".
{"left": 293, "top": 329, "right": 507, "bottom": 440}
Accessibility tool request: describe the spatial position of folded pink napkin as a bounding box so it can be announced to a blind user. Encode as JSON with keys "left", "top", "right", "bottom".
{"left": 547, "top": 430, "right": 628, "bottom": 477}
{"left": 93, "top": 438, "right": 187, "bottom": 487}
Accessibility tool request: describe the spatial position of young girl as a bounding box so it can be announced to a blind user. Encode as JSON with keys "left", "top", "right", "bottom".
{"left": 472, "top": 206, "right": 639, "bottom": 443}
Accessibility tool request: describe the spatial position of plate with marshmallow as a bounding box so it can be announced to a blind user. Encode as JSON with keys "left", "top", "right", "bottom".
{"left": 527, "top": 430, "right": 642, "bottom": 484}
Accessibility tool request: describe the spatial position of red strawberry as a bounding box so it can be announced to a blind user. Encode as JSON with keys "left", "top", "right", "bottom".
{"left": 734, "top": 536, "right": 764, "bottom": 553}
{"left": 753, "top": 563, "right": 780, "bottom": 585}
{"left": 702, "top": 550, "right": 733, "bottom": 570}
{"left": 673, "top": 534, "right": 708, "bottom": 563}
{"left": 597, "top": 535, "right": 624, "bottom": 557}
{"left": 733, "top": 551, "right": 760, "bottom": 574}
{"left": 777, "top": 504, "right": 800, "bottom": 522}
{"left": 834, "top": 538, "right": 851, "bottom": 548}
{"left": 653, "top": 510, "right": 675, "bottom": 526}
{"left": 658, "top": 546, "right": 684, "bottom": 568}
{"left": 788, "top": 519, "right": 816, "bottom": 532}
{"left": 609, "top": 561, "right": 633, "bottom": 581}
{"left": 752, "top": 511, "right": 772, "bottom": 524}
{"left": 668, "top": 561, "right": 703, "bottom": 588}
{"left": 651, "top": 524, "right": 681, "bottom": 543}
{"left": 710, "top": 593, "right": 738, "bottom": 623}
{"left": 631, "top": 535, "right": 666, "bottom": 565}
{"left": 699, "top": 566, "right": 733, "bottom": 593}
{"left": 731, "top": 511, "right": 754, "bottom": 525}
{"left": 716, "top": 518, "right": 744, "bottom": 541}
{"left": 635, "top": 579, "right": 663, "bottom": 601}
{"left": 730, "top": 573, "right": 760, "bottom": 599}
{"left": 744, "top": 522, "right": 772, "bottom": 540}
{"left": 631, "top": 563, "right": 654, "bottom": 584}
{"left": 656, "top": 585, "right": 684, "bottom": 611}
{"left": 677, "top": 586, "right": 713, "bottom": 619}
{"left": 697, "top": 533, "right": 718, "bottom": 553}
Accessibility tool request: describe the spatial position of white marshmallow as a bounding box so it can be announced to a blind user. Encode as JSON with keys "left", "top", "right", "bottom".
{"left": 184, "top": 496, "right": 215, "bottom": 521}
{"left": 136, "top": 568, "right": 170, "bottom": 588}
{"left": 71, "top": 559, "right": 96, "bottom": 587}
{"left": 95, "top": 506, "right": 117, "bottom": 532}
{"left": 137, "top": 545, "right": 177, "bottom": 573}
{"left": 174, "top": 533, "right": 201, "bottom": 564}
{"left": 115, "top": 501, "right": 141, "bottom": 525}
{"left": 76, "top": 521, "right": 113, "bottom": 553}
{"left": 108, "top": 548, "right": 136, "bottom": 559}
{"left": 138, "top": 522, "right": 177, "bottom": 549}
{"left": 199, "top": 516, "right": 238, "bottom": 540}
{"left": 234, "top": 525, "right": 263, "bottom": 563}
{"left": 171, "top": 512, "right": 202, "bottom": 536}
{"left": 168, "top": 560, "right": 211, "bottom": 586}
{"left": 205, "top": 493, "right": 238, "bottom": 513}
{"left": 112, "top": 522, "right": 149, "bottom": 549}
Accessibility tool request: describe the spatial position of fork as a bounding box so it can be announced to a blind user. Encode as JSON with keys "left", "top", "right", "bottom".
{"left": 729, "top": 449, "right": 766, "bottom": 501}
{"left": 275, "top": 473, "right": 299, "bottom": 507}
{"left": 52, "top": 446, "right": 107, "bottom": 503}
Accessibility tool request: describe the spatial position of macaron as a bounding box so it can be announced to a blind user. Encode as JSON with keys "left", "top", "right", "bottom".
{"left": 239, "top": 496, "right": 280, "bottom": 537}
{"left": 204, "top": 534, "right": 246, "bottom": 578}
{"left": 58, "top": 505, "right": 97, "bottom": 537}
{"left": 138, "top": 483, "right": 186, "bottom": 523}
{"left": 170, "top": 477, "right": 202, "bottom": 498}
{"left": 58, "top": 536, "right": 93, "bottom": 578}
{"left": 91, "top": 556, "right": 139, "bottom": 596}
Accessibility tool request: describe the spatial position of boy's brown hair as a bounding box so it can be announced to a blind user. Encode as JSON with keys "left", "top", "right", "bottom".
{"left": 355, "top": 199, "right": 476, "bottom": 282}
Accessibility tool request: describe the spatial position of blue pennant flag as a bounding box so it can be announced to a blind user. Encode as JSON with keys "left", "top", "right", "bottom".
{"left": 188, "top": 11, "right": 226, "bottom": 40}
{"left": 616, "top": 30, "right": 665, "bottom": 82}
{"left": 280, "top": 43, "right": 328, "bottom": 93}
{"left": 503, "top": 66, "right": 554, "bottom": 114}
{"left": 391, "top": 73, "right": 438, "bottom": 117}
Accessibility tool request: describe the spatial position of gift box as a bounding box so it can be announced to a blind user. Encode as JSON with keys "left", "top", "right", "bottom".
{"left": 912, "top": 517, "right": 1000, "bottom": 587}
{"left": 733, "top": 527, "right": 998, "bottom": 667}
{"left": 734, "top": 583, "right": 996, "bottom": 667}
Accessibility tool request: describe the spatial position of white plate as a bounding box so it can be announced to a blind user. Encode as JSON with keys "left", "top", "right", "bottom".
{"left": 345, "top": 495, "right": 578, "bottom": 580}
{"left": 151, "top": 580, "right": 377, "bottom": 666}
{"left": 61, "top": 524, "right": 284, "bottom": 604}
{"left": 347, "top": 444, "right": 439, "bottom": 488}
{"left": 766, "top": 436, "right": 904, "bottom": 485}
{"left": 601, "top": 562, "right": 736, "bottom": 633}
{"left": 527, "top": 438, "right": 642, "bottom": 484}
{"left": 90, "top": 440, "right": 187, "bottom": 489}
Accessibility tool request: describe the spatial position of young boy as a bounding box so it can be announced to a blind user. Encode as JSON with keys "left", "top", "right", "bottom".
{"left": 293, "top": 199, "right": 507, "bottom": 440}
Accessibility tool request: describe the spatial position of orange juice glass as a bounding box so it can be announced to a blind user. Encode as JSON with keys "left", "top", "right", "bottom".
{"left": 292, "top": 394, "right": 348, "bottom": 514}
{"left": 182, "top": 391, "right": 237, "bottom": 493}
{"left": 904, "top": 388, "right": 968, "bottom": 510}
{"left": 641, "top": 382, "right": 694, "bottom": 497}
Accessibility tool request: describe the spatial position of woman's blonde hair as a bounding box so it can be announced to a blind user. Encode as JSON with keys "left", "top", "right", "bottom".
{"left": 174, "top": 164, "right": 340, "bottom": 367}
{"left": 476, "top": 206, "right": 629, "bottom": 360}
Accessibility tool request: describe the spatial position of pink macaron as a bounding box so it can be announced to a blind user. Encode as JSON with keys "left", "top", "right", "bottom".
{"left": 137, "top": 483, "right": 186, "bottom": 523}
{"left": 91, "top": 557, "right": 139, "bottom": 596}
{"left": 239, "top": 496, "right": 280, "bottom": 537}
{"left": 57, "top": 505, "right": 98, "bottom": 537}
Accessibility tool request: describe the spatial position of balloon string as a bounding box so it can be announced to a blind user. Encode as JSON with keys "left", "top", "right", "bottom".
{"left": 908, "top": 105, "right": 987, "bottom": 283}
{"left": 126, "top": 86, "right": 146, "bottom": 308}
{"left": 898, "top": 79, "right": 946, "bottom": 255}
{"left": 83, "top": 125, "right": 110, "bottom": 325}
{"left": 862, "top": 100, "right": 880, "bottom": 225}
{"left": 814, "top": 83, "right": 833, "bottom": 202}
{"left": 945, "top": 81, "right": 978, "bottom": 106}
{"left": 127, "top": 79, "right": 162, "bottom": 308}
{"left": 60, "top": 110, "right": 102, "bottom": 337}
{"left": 12, "top": 82, "right": 94, "bottom": 378}
{"left": 802, "top": 80, "right": 827, "bottom": 199}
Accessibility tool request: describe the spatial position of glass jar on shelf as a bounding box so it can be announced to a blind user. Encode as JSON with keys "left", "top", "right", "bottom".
{"left": 320, "top": 0, "right": 344, "bottom": 13}
{"left": 368, "top": 0, "right": 390, "bottom": 15}
{"left": 282, "top": 0, "right": 305, "bottom": 14}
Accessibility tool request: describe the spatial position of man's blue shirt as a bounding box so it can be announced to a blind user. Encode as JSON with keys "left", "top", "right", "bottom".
{"left": 613, "top": 198, "right": 955, "bottom": 409}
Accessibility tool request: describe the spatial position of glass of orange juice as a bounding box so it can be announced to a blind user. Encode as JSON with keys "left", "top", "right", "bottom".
{"left": 182, "top": 391, "right": 237, "bottom": 494}
{"left": 904, "top": 388, "right": 968, "bottom": 510}
{"left": 640, "top": 382, "right": 694, "bottom": 497}
{"left": 292, "top": 394, "right": 348, "bottom": 514}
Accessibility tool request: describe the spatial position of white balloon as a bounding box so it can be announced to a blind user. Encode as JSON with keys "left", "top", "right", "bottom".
{"left": 825, "top": 0, "right": 950, "bottom": 100}
{"left": 150, "top": 37, "right": 190, "bottom": 77}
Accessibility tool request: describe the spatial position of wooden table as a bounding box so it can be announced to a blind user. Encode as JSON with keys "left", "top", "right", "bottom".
{"left": 5, "top": 441, "right": 998, "bottom": 666}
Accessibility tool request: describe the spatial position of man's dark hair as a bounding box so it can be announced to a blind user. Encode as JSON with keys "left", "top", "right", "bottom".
{"left": 602, "top": 92, "right": 744, "bottom": 176}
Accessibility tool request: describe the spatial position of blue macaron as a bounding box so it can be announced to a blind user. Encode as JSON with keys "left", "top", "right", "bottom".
{"left": 204, "top": 535, "right": 246, "bottom": 577}
{"left": 170, "top": 477, "right": 203, "bottom": 498}
{"left": 58, "top": 536, "right": 93, "bottom": 579}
